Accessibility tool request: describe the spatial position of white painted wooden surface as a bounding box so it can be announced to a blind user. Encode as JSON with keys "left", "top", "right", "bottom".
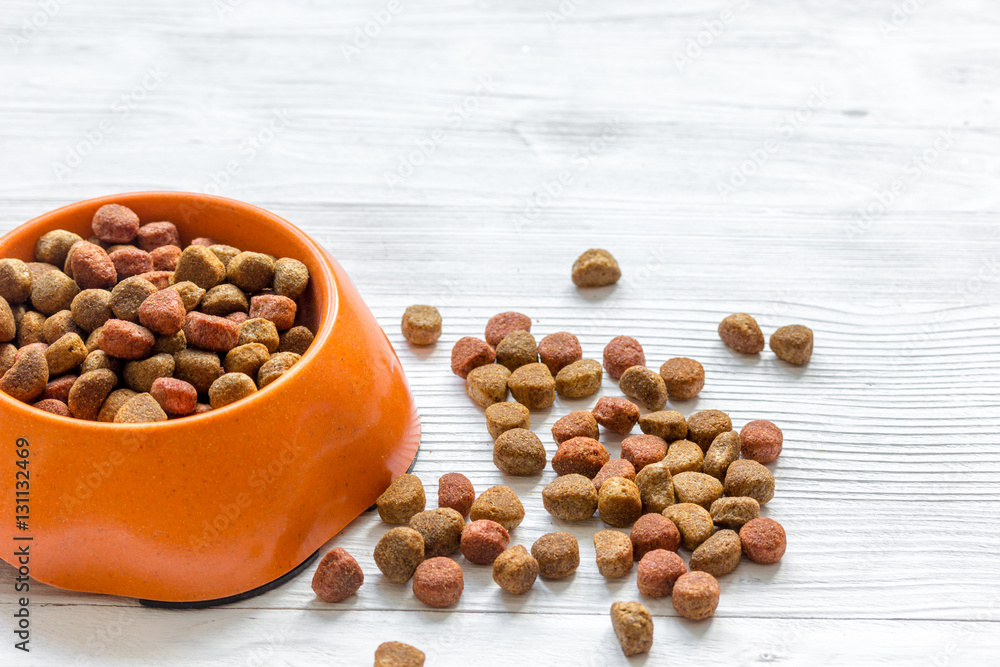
{"left": 2, "top": 0, "right": 1000, "bottom": 664}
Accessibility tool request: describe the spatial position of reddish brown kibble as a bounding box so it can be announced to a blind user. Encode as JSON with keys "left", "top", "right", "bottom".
{"left": 150, "top": 377, "right": 198, "bottom": 416}
{"left": 603, "top": 335, "right": 644, "bottom": 380}
{"left": 450, "top": 337, "right": 495, "bottom": 378}
{"left": 311, "top": 548, "right": 364, "bottom": 602}
{"left": 184, "top": 311, "right": 239, "bottom": 353}
{"left": 249, "top": 294, "right": 296, "bottom": 331}
{"left": 438, "top": 472, "right": 475, "bottom": 516}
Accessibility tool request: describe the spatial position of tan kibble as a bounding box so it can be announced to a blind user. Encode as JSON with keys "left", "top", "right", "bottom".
{"left": 152, "top": 331, "right": 187, "bottom": 355}
{"left": 0, "top": 344, "right": 16, "bottom": 376}
{"left": 98, "top": 388, "right": 137, "bottom": 422}
{"left": 374, "top": 642, "right": 425, "bottom": 667}
{"left": 551, "top": 410, "right": 599, "bottom": 444}
{"left": 718, "top": 312, "right": 765, "bottom": 354}
{"left": 257, "top": 352, "right": 299, "bottom": 388}
{"left": 123, "top": 354, "right": 175, "bottom": 393}
{"left": 635, "top": 462, "right": 675, "bottom": 514}
{"left": 408, "top": 508, "right": 465, "bottom": 558}
{"left": 373, "top": 527, "right": 425, "bottom": 583}
{"left": 81, "top": 349, "right": 118, "bottom": 376}
{"left": 17, "top": 311, "right": 47, "bottom": 347}
{"left": 376, "top": 474, "right": 426, "bottom": 524}
{"left": 665, "top": 439, "right": 703, "bottom": 474}
{"left": 639, "top": 410, "right": 687, "bottom": 442}
{"left": 43, "top": 310, "right": 84, "bottom": 343}
{"left": 484, "top": 401, "right": 530, "bottom": 440}
{"left": 238, "top": 317, "right": 280, "bottom": 353}
{"left": 554, "top": 358, "right": 602, "bottom": 398}
{"left": 495, "top": 330, "right": 538, "bottom": 371}
{"left": 686, "top": 410, "right": 733, "bottom": 451}
{"left": 703, "top": 431, "right": 741, "bottom": 480}
{"left": 770, "top": 324, "right": 813, "bottom": 365}
{"left": 0, "top": 346, "right": 48, "bottom": 402}
{"left": 174, "top": 349, "right": 223, "bottom": 394}
{"left": 0, "top": 259, "right": 33, "bottom": 304}
{"left": 492, "top": 545, "right": 538, "bottom": 594}
{"left": 278, "top": 326, "right": 313, "bottom": 355}
{"left": 110, "top": 277, "right": 158, "bottom": 322}
{"left": 593, "top": 530, "right": 633, "bottom": 578}
{"left": 469, "top": 485, "right": 524, "bottom": 531}
{"left": 664, "top": 503, "right": 714, "bottom": 551}
{"left": 114, "top": 392, "right": 168, "bottom": 423}
{"left": 224, "top": 343, "right": 271, "bottom": 377}
{"left": 168, "top": 281, "right": 205, "bottom": 311}
{"left": 672, "top": 571, "right": 720, "bottom": 620}
{"left": 710, "top": 496, "right": 760, "bottom": 530}
{"left": 30, "top": 270, "right": 79, "bottom": 315}
{"left": 493, "top": 428, "right": 547, "bottom": 475}
{"left": 542, "top": 473, "right": 598, "bottom": 521}
{"left": 272, "top": 257, "right": 310, "bottom": 299}
{"left": 571, "top": 248, "right": 621, "bottom": 287}
{"left": 598, "top": 477, "right": 642, "bottom": 528}
{"left": 0, "top": 299, "right": 16, "bottom": 343}
{"left": 531, "top": 532, "right": 579, "bottom": 579}
{"left": 67, "top": 369, "right": 116, "bottom": 420}
{"left": 174, "top": 245, "right": 226, "bottom": 290}
{"left": 724, "top": 459, "right": 775, "bottom": 505}
{"left": 401, "top": 305, "right": 442, "bottom": 345}
{"left": 84, "top": 326, "right": 102, "bottom": 352}
{"left": 45, "top": 333, "right": 87, "bottom": 375}
{"left": 508, "top": 362, "right": 555, "bottom": 409}
{"left": 672, "top": 472, "right": 724, "bottom": 510}
{"left": 200, "top": 284, "right": 249, "bottom": 317}
{"left": 619, "top": 366, "right": 668, "bottom": 411}
{"left": 659, "top": 357, "right": 705, "bottom": 400}
{"left": 208, "top": 244, "right": 241, "bottom": 268}
{"left": 226, "top": 252, "right": 275, "bottom": 293}
{"left": 690, "top": 529, "right": 741, "bottom": 577}
{"left": 610, "top": 601, "right": 653, "bottom": 657}
{"left": 465, "top": 363, "right": 510, "bottom": 407}
{"left": 71, "top": 289, "right": 113, "bottom": 332}
{"left": 34, "top": 230, "right": 83, "bottom": 267}
{"left": 209, "top": 372, "right": 258, "bottom": 408}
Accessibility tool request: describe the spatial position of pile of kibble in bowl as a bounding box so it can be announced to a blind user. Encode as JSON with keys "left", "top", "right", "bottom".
{"left": 308, "top": 249, "right": 814, "bottom": 663}
{"left": 0, "top": 204, "right": 315, "bottom": 422}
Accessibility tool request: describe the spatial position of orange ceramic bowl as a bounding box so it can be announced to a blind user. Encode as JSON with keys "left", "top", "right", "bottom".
{"left": 0, "top": 192, "right": 420, "bottom": 603}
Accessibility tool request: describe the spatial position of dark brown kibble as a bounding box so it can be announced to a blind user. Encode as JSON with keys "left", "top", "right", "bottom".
{"left": 531, "top": 532, "right": 579, "bottom": 579}
{"left": 209, "top": 244, "right": 241, "bottom": 268}
{"left": 34, "top": 231, "right": 83, "bottom": 267}
{"left": 152, "top": 331, "right": 187, "bottom": 356}
{"left": 174, "top": 349, "right": 223, "bottom": 394}
{"left": 598, "top": 477, "right": 642, "bottom": 528}
{"left": 18, "top": 311, "right": 47, "bottom": 347}
{"left": 412, "top": 557, "right": 463, "bottom": 607}
{"left": 66, "top": 368, "right": 116, "bottom": 420}
{"left": 373, "top": 527, "right": 425, "bottom": 583}
{"left": 110, "top": 276, "right": 158, "bottom": 322}
{"left": 740, "top": 517, "right": 786, "bottom": 564}
{"left": 672, "top": 471, "right": 724, "bottom": 510}
{"left": 257, "top": 352, "right": 299, "bottom": 388}
{"left": 223, "top": 343, "right": 271, "bottom": 377}
{"left": 71, "top": 289, "right": 113, "bottom": 332}
{"left": 92, "top": 204, "right": 140, "bottom": 243}
{"left": 0, "top": 259, "right": 33, "bottom": 304}
{"left": 639, "top": 410, "right": 687, "bottom": 442}
{"left": 377, "top": 474, "right": 426, "bottom": 524}
{"left": 495, "top": 330, "right": 538, "bottom": 371}
{"left": 450, "top": 337, "right": 495, "bottom": 378}
{"left": 603, "top": 335, "right": 644, "bottom": 380}
{"left": 710, "top": 496, "right": 760, "bottom": 530}
{"left": 169, "top": 281, "right": 205, "bottom": 312}
{"left": 551, "top": 410, "right": 599, "bottom": 444}
{"left": 31, "top": 270, "right": 80, "bottom": 315}
{"left": 592, "top": 458, "right": 636, "bottom": 492}
{"left": 571, "top": 248, "right": 621, "bottom": 287}
{"left": 621, "top": 434, "right": 668, "bottom": 473}
{"left": 542, "top": 473, "right": 598, "bottom": 521}
{"left": 665, "top": 439, "right": 703, "bottom": 474}
{"left": 311, "top": 548, "right": 364, "bottom": 602}
{"left": 493, "top": 427, "right": 547, "bottom": 475}
{"left": 659, "top": 357, "right": 705, "bottom": 400}
{"left": 610, "top": 601, "right": 652, "bottom": 657}
{"left": 770, "top": 324, "right": 813, "bottom": 365}
{"left": 45, "top": 332, "right": 87, "bottom": 375}
{"left": 238, "top": 317, "right": 280, "bottom": 353}
{"left": 619, "top": 366, "right": 668, "bottom": 411}
{"left": 672, "top": 571, "right": 720, "bottom": 620}
{"left": 637, "top": 549, "right": 687, "bottom": 597}
{"left": 408, "top": 508, "right": 465, "bottom": 558}
{"left": 485, "top": 401, "right": 530, "bottom": 440}
{"left": 686, "top": 409, "right": 732, "bottom": 451}
{"left": 537, "top": 332, "right": 582, "bottom": 374}
{"left": 492, "top": 545, "right": 538, "bottom": 594}
{"left": 438, "top": 472, "right": 475, "bottom": 516}
{"left": 401, "top": 305, "right": 442, "bottom": 345}
{"left": 554, "top": 358, "right": 602, "bottom": 398}
{"left": 592, "top": 396, "right": 640, "bottom": 435}
{"left": 552, "top": 436, "right": 609, "bottom": 478}
{"left": 174, "top": 245, "right": 227, "bottom": 290}
{"left": 485, "top": 311, "right": 531, "bottom": 348}
{"left": 97, "top": 389, "right": 137, "bottom": 422}
{"left": 594, "top": 530, "right": 633, "bottom": 578}
{"left": 374, "top": 642, "right": 425, "bottom": 667}
{"left": 278, "top": 326, "right": 314, "bottom": 355}
{"left": 0, "top": 345, "right": 48, "bottom": 403}
{"left": 460, "top": 520, "right": 510, "bottom": 565}
{"left": 631, "top": 513, "right": 681, "bottom": 559}
{"left": 719, "top": 312, "right": 765, "bottom": 354}
{"left": 200, "top": 284, "right": 249, "bottom": 317}
{"left": 42, "top": 310, "right": 84, "bottom": 344}
{"left": 227, "top": 252, "right": 275, "bottom": 293}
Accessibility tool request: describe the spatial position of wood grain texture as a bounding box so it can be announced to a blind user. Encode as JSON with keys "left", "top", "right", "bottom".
{"left": 2, "top": 0, "right": 1000, "bottom": 664}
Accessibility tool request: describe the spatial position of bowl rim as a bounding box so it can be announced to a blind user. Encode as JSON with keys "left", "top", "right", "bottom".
{"left": 0, "top": 190, "right": 338, "bottom": 430}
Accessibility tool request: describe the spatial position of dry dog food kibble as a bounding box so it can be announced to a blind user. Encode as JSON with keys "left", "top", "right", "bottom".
{"left": 665, "top": 503, "right": 714, "bottom": 550}
{"left": 592, "top": 458, "right": 636, "bottom": 492}
{"left": 710, "top": 497, "right": 760, "bottom": 530}
{"left": 493, "top": 428, "right": 547, "bottom": 475}
{"left": 272, "top": 257, "right": 310, "bottom": 299}
{"left": 620, "top": 434, "right": 668, "bottom": 472}
{"left": 492, "top": 545, "right": 538, "bottom": 594}
{"left": 408, "top": 508, "right": 465, "bottom": 558}
{"left": 374, "top": 642, "right": 425, "bottom": 667}
{"left": 592, "top": 396, "right": 640, "bottom": 435}
{"left": 740, "top": 517, "right": 786, "bottom": 563}
{"left": 665, "top": 439, "right": 704, "bottom": 474}
{"left": 238, "top": 318, "right": 280, "bottom": 352}
{"left": 484, "top": 311, "right": 531, "bottom": 348}
{"left": 659, "top": 357, "right": 705, "bottom": 400}
{"left": 634, "top": 462, "right": 675, "bottom": 514}
{"left": 450, "top": 337, "right": 496, "bottom": 378}
{"left": 610, "top": 601, "right": 652, "bottom": 657}
{"left": 469, "top": 485, "right": 524, "bottom": 531}
{"left": 537, "top": 332, "right": 582, "bottom": 374}
{"left": 150, "top": 377, "right": 198, "bottom": 416}
{"left": 703, "top": 431, "right": 742, "bottom": 480}
{"left": 373, "top": 527, "right": 425, "bottom": 583}
{"left": 67, "top": 368, "right": 117, "bottom": 420}
{"left": 718, "top": 312, "right": 765, "bottom": 354}
{"left": 531, "top": 532, "right": 580, "bottom": 579}
{"left": 495, "top": 330, "right": 538, "bottom": 371}
{"left": 740, "top": 419, "right": 783, "bottom": 463}
{"left": 672, "top": 571, "right": 720, "bottom": 620}
{"left": 465, "top": 364, "right": 511, "bottom": 407}
{"left": 460, "top": 520, "right": 510, "bottom": 565}
{"left": 257, "top": 352, "right": 300, "bottom": 388}
{"left": 208, "top": 372, "right": 258, "bottom": 409}
{"left": 638, "top": 409, "right": 687, "bottom": 442}
{"left": 571, "top": 248, "right": 621, "bottom": 288}
{"left": 0, "top": 259, "right": 33, "bottom": 304}
{"left": 278, "top": 326, "right": 313, "bottom": 355}
{"left": 598, "top": 477, "right": 643, "bottom": 528}
{"left": 507, "top": 362, "right": 555, "bottom": 409}
{"left": 438, "top": 472, "right": 475, "bottom": 516}
{"left": 603, "top": 335, "right": 644, "bottom": 380}
{"left": 690, "top": 529, "right": 742, "bottom": 577}
{"left": 554, "top": 358, "right": 602, "bottom": 398}
{"left": 672, "top": 472, "right": 724, "bottom": 510}
{"left": 311, "top": 548, "right": 364, "bottom": 602}
{"left": 97, "top": 388, "right": 136, "bottom": 422}
{"left": 0, "top": 346, "right": 48, "bottom": 403}
{"left": 412, "top": 557, "right": 464, "bottom": 607}
{"left": 45, "top": 333, "right": 87, "bottom": 375}
{"left": 123, "top": 351, "right": 174, "bottom": 392}
{"left": 637, "top": 549, "right": 687, "bottom": 598}
{"left": 224, "top": 343, "right": 270, "bottom": 377}
{"left": 594, "top": 530, "right": 633, "bottom": 578}
{"left": 686, "top": 409, "right": 733, "bottom": 451}
{"left": 630, "top": 513, "right": 681, "bottom": 559}
{"left": 401, "top": 305, "right": 442, "bottom": 345}
{"left": 552, "top": 436, "right": 610, "bottom": 478}
{"left": 724, "top": 459, "right": 775, "bottom": 505}
{"left": 770, "top": 324, "right": 813, "bottom": 365}
{"left": 619, "top": 366, "right": 668, "bottom": 411}
{"left": 377, "top": 474, "right": 427, "bottom": 524}
{"left": 542, "top": 473, "right": 598, "bottom": 521}
{"left": 113, "top": 392, "right": 168, "bottom": 423}
{"left": 485, "top": 401, "right": 530, "bottom": 440}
